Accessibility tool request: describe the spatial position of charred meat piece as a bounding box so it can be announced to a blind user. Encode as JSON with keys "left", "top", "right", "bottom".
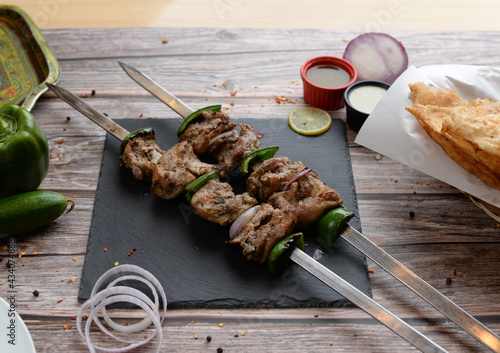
{"left": 190, "top": 179, "right": 258, "bottom": 226}
{"left": 152, "top": 141, "right": 222, "bottom": 200}
{"left": 229, "top": 203, "right": 297, "bottom": 263}
{"left": 268, "top": 174, "right": 343, "bottom": 229}
{"left": 246, "top": 157, "right": 307, "bottom": 200}
{"left": 120, "top": 132, "right": 165, "bottom": 181}
{"left": 179, "top": 110, "right": 236, "bottom": 155}
{"left": 208, "top": 123, "right": 261, "bottom": 172}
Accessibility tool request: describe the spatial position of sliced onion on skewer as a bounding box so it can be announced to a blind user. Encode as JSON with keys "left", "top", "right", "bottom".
{"left": 229, "top": 205, "right": 260, "bottom": 239}
{"left": 77, "top": 264, "right": 167, "bottom": 353}
{"left": 343, "top": 32, "right": 408, "bottom": 84}
{"left": 283, "top": 168, "right": 314, "bottom": 191}
{"left": 209, "top": 129, "right": 238, "bottom": 146}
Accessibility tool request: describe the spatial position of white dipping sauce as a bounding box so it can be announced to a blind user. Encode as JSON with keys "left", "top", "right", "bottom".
{"left": 348, "top": 85, "right": 387, "bottom": 114}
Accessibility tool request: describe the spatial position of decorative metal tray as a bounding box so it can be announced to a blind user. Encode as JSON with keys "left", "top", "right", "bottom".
{"left": 0, "top": 5, "right": 60, "bottom": 111}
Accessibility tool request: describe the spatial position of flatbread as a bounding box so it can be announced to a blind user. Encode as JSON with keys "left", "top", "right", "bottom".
{"left": 406, "top": 82, "right": 500, "bottom": 190}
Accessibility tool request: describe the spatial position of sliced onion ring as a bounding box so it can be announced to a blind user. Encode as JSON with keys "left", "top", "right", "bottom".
{"left": 283, "top": 168, "right": 314, "bottom": 191}
{"left": 209, "top": 129, "right": 238, "bottom": 146}
{"left": 77, "top": 264, "right": 167, "bottom": 353}
{"left": 229, "top": 205, "right": 260, "bottom": 240}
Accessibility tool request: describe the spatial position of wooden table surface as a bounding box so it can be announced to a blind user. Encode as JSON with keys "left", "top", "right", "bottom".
{"left": 1, "top": 25, "right": 500, "bottom": 352}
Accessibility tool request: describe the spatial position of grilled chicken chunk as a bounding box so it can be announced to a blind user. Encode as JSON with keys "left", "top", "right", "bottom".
{"left": 208, "top": 123, "right": 261, "bottom": 172}
{"left": 268, "top": 175, "right": 342, "bottom": 229}
{"left": 179, "top": 110, "right": 236, "bottom": 155}
{"left": 191, "top": 179, "right": 258, "bottom": 226}
{"left": 247, "top": 156, "right": 343, "bottom": 229}
{"left": 120, "top": 132, "right": 165, "bottom": 181}
{"left": 152, "top": 141, "right": 222, "bottom": 200}
{"left": 246, "top": 157, "right": 307, "bottom": 200}
{"left": 229, "top": 203, "right": 297, "bottom": 263}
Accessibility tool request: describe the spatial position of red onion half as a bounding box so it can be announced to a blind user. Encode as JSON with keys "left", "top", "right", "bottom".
{"left": 343, "top": 32, "right": 408, "bottom": 85}
{"left": 77, "top": 264, "right": 167, "bottom": 353}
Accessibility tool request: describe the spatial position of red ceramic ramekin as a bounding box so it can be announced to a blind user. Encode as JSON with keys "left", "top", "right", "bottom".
{"left": 300, "top": 56, "right": 357, "bottom": 110}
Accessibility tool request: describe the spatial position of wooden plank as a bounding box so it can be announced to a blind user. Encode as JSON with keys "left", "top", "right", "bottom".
{"left": 1, "top": 28, "right": 499, "bottom": 352}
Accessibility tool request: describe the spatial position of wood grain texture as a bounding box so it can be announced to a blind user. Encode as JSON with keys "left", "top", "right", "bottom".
{"left": 0, "top": 28, "right": 499, "bottom": 352}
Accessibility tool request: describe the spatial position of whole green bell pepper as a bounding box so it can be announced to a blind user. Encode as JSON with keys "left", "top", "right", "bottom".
{"left": 0, "top": 104, "right": 49, "bottom": 198}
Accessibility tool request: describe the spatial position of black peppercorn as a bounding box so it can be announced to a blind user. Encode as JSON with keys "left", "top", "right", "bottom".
{"left": 33, "top": 290, "right": 40, "bottom": 297}
{"left": 206, "top": 336, "right": 212, "bottom": 342}
{"left": 217, "top": 348, "right": 223, "bottom": 353}
{"left": 409, "top": 211, "right": 415, "bottom": 218}
{"left": 446, "top": 278, "right": 452, "bottom": 285}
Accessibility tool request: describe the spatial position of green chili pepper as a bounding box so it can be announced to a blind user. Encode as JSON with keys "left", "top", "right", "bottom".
{"left": 268, "top": 232, "right": 305, "bottom": 275}
{"left": 118, "top": 127, "right": 156, "bottom": 158}
{"left": 184, "top": 171, "right": 221, "bottom": 203}
{"left": 177, "top": 105, "right": 222, "bottom": 137}
{"left": 239, "top": 146, "right": 279, "bottom": 177}
{"left": 316, "top": 205, "right": 354, "bottom": 247}
{"left": 0, "top": 104, "right": 49, "bottom": 198}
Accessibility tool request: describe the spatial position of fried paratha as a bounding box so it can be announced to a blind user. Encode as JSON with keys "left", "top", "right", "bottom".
{"left": 406, "top": 82, "right": 500, "bottom": 190}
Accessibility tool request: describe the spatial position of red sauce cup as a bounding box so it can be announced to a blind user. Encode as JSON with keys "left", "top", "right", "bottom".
{"left": 300, "top": 56, "right": 357, "bottom": 110}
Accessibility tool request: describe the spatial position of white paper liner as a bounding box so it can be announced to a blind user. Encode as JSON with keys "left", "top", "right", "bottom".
{"left": 355, "top": 64, "right": 500, "bottom": 210}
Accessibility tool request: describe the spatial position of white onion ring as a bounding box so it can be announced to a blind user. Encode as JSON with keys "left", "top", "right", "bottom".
{"left": 283, "top": 168, "right": 313, "bottom": 191}
{"left": 209, "top": 129, "right": 238, "bottom": 146}
{"left": 101, "top": 275, "right": 159, "bottom": 333}
{"left": 77, "top": 264, "right": 167, "bottom": 353}
{"left": 229, "top": 205, "right": 260, "bottom": 239}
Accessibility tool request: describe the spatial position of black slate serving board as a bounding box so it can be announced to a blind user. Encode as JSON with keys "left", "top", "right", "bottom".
{"left": 78, "top": 118, "right": 371, "bottom": 308}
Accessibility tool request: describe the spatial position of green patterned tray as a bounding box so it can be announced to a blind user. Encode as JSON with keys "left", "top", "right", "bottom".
{"left": 0, "top": 5, "right": 60, "bottom": 111}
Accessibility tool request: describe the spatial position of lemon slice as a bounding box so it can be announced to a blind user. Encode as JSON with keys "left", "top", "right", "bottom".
{"left": 288, "top": 107, "right": 332, "bottom": 136}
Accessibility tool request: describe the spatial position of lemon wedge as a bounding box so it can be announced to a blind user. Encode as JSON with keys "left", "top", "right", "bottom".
{"left": 288, "top": 107, "right": 332, "bottom": 136}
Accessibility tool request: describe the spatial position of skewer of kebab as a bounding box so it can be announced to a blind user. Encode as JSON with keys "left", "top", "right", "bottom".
{"left": 47, "top": 83, "right": 446, "bottom": 353}
{"left": 46, "top": 75, "right": 496, "bottom": 352}
{"left": 118, "top": 62, "right": 500, "bottom": 352}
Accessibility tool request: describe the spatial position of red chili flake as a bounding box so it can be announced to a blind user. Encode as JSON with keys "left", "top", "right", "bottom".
{"left": 139, "top": 114, "right": 143, "bottom": 118}
{"left": 230, "top": 91, "right": 237, "bottom": 96}
{"left": 128, "top": 250, "right": 134, "bottom": 256}
{"left": 58, "top": 139, "right": 64, "bottom": 144}
{"left": 81, "top": 94, "right": 89, "bottom": 98}
{"left": 63, "top": 128, "right": 67, "bottom": 131}
{"left": 57, "top": 299, "right": 63, "bottom": 303}
{"left": 368, "top": 269, "right": 375, "bottom": 274}
{"left": 104, "top": 247, "right": 108, "bottom": 252}
{"left": 19, "top": 245, "right": 28, "bottom": 249}
{"left": 67, "top": 280, "right": 72, "bottom": 284}
{"left": 133, "top": 248, "right": 137, "bottom": 251}
{"left": 71, "top": 315, "right": 77, "bottom": 320}
{"left": 230, "top": 103, "right": 234, "bottom": 106}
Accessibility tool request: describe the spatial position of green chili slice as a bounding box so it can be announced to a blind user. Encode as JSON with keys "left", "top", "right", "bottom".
{"left": 268, "top": 232, "right": 305, "bottom": 275}
{"left": 184, "top": 171, "right": 221, "bottom": 203}
{"left": 119, "top": 127, "right": 156, "bottom": 157}
{"left": 316, "top": 205, "right": 354, "bottom": 247}
{"left": 177, "top": 105, "right": 222, "bottom": 137}
{"left": 239, "top": 146, "right": 279, "bottom": 177}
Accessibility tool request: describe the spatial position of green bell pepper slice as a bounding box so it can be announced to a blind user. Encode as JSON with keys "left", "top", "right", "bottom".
{"left": 184, "top": 171, "right": 221, "bottom": 203}
{"left": 316, "top": 205, "right": 354, "bottom": 247}
{"left": 268, "top": 232, "right": 305, "bottom": 275}
{"left": 0, "top": 104, "right": 49, "bottom": 198}
{"left": 119, "top": 127, "right": 156, "bottom": 158}
{"left": 177, "top": 104, "right": 222, "bottom": 137}
{"left": 239, "top": 146, "right": 279, "bottom": 177}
